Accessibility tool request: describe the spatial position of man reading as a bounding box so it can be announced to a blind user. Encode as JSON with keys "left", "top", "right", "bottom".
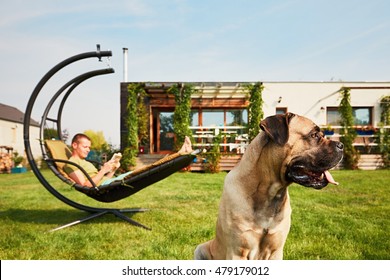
{"left": 64, "top": 133, "right": 192, "bottom": 187}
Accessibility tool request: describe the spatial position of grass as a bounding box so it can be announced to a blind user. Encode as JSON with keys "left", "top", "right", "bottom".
{"left": 0, "top": 169, "right": 389, "bottom": 260}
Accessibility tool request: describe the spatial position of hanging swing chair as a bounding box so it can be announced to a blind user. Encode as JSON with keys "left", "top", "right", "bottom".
{"left": 23, "top": 45, "right": 198, "bottom": 232}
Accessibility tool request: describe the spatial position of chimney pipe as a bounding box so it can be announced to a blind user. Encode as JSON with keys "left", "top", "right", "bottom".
{"left": 123, "top": 47, "right": 128, "bottom": 82}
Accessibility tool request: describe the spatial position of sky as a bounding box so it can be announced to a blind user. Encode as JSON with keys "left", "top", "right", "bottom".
{"left": 1, "top": 0, "right": 389, "bottom": 147}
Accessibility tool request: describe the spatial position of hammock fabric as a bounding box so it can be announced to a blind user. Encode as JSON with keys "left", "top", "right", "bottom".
{"left": 45, "top": 140, "right": 198, "bottom": 203}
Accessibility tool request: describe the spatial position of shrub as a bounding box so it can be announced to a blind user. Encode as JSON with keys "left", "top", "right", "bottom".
{"left": 204, "top": 133, "right": 221, "bottom": 173}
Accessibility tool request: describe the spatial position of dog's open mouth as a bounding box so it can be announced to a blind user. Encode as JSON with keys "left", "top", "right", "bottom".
{"left": 286, "top": 165, "right": 338, "bottom": 189}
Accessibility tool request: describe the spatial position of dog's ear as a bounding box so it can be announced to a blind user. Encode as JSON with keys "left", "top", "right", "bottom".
{"left": 260, "top": 113, "right": 295, "bottom": 146}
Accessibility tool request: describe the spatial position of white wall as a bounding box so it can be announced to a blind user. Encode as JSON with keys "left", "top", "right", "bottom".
{"left": 262, "top": 82, "right": 390, "bottom": 126}
{"left": 0, "top": 119, "right": 41, "bottom": 158}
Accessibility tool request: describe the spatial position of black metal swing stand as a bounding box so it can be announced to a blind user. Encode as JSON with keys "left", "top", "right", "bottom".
{"left": 48, "top": 208, "right": 150, "bottom": 233}
{"left": 23, "top": 45, "right": 198, "bottom": 232}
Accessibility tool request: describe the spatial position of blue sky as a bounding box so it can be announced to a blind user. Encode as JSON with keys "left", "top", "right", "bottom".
{"left": 1, "top": 0, "right": 389, "bottom": 147}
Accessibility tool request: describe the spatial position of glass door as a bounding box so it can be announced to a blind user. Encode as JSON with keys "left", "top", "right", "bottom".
{"left": 159, "top": 112, "right": 174, "bottom": 152}
{"left": 151, "top": 110, "right": 176, "bottom": 153}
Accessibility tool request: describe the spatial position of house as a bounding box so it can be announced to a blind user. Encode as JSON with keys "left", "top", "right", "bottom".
{"left": 0, "top": 103, "right": 41, "bottom": 165}
{"left": 120, "top": 81, "right": 390, "bottom": 170}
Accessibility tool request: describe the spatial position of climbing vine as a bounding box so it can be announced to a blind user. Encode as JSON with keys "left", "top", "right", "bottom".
{"left": 338, "top": 87, "right": 359, "bottom": 169}
{"left": 122, "top": 83, "right": 148, "bottom": 170}
{"left": 380, "top": 95, "right": 390, "bottom": 125}
{"left": 378, "top": 95, "right": 390, "bottom": 168}
{"left": 245, "top": 82, "right": 264, "bottom": 141}
{"left": 136, "top": 86, "right": 149, "bottom": 147}
{"left": 168, "top": 83, "right": 195, "bottom": 151}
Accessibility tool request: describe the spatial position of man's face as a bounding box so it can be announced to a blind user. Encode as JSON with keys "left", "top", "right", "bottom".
{"left": 72, "top": 138, "right": 91, "bottom": 159}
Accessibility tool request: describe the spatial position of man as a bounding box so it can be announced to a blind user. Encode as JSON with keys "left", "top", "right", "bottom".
{"left": 64, "top": 133, "right": 192, "bottom": 187}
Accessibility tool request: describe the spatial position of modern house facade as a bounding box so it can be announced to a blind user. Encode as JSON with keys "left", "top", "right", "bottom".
{"left": 120, "top": 81, "right": 390, "bottom": 169}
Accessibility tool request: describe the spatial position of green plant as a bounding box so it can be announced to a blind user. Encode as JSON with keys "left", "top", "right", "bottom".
{"left": 169, "top": 83, "right": 195, "bottom": 151}
{"left": 12, "top": 152, "right": 24, "bottom": 166}
{"left": 43, "top": 128, "right": 59, "bottom": 140}
{"left": 136, "top": 86, "right": 149, "bottom": 147}
{"left": 122, "top": 84, "right": 141, "bottom": 169}
{"left": 204, "top": 133, "right": 222, "bottom": 173}
{"left": 83, "top": 130, "right": 109, "bottom": 151}
{"left": 324, "top": 124, "right": 334, "bottom": 131}
{"left": 338, "top": 87, "right": 359, "bottom": 169}
{"left": 380, "top": 96, "right": 390, "bottom": 125}
{"left": 245, "top": 82, "right": 264, "bottom": 141}
{"left": 323, "top": 125, "right": 335, "bottom": 136}
{"left": 377, "top": 96, "right": 390, "bottom": 168}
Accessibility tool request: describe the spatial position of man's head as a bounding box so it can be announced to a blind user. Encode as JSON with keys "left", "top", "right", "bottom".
{"left": 71, "top": 133, "right": 91, "bottom": 159}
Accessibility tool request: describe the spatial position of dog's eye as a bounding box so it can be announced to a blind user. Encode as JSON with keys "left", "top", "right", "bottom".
{"left": 311, "top": 132, "right": 322, "bottom": 139}
{"left": 310, "top": 133, "right": 317, "bottom": 138}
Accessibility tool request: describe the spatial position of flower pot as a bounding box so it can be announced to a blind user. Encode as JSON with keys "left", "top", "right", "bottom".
{"left": 356, "top": 130, "right": 374, "bottom": 136}
{"left": 11, "top": 167, "right": 27, "bottom": 173}
{"left": 323, "top": 130, "right": 334, "bottom": 136}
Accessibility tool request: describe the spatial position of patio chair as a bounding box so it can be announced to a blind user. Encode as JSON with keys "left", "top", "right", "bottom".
{"left": 23, "top": 46, "right": 198, "bottom": 231}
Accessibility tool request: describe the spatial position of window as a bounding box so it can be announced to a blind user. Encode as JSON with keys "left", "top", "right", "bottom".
{"left": 326, "top": 107, "right": 373, "bottom": 126}
{"left": 159, "top": 112, "right": 174, "bottom": 151}
{"left": 276, "top": 107, "right": 287, "bottom": 115}
{"left": 226, "top": 109, "right": 248, "bottom": 126}
{"left": 327, "top": 108, "right": 342, "bottom": 126}
{"left": 190, "top": 108, "right": 248, "bottom": 153}
{"left": 202, "top": 110, "right": 224, "bottom": 126}
{"left": 353, "top": 108, "right": 371, "bottom": 125}
{"left": 190, "top": 111, "right": 199, "bottom": 126}
{"left": 191, "top": 109, "right": 248, "bottom": 127}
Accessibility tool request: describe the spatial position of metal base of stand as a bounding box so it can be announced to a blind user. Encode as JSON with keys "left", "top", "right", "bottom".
{"left": 49, "top": 208, "right": 151, "bottom": 232}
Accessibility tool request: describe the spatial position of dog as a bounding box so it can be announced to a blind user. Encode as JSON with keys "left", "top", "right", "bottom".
{"left": 194, "top": 113, "right": 343, "bottom": 260}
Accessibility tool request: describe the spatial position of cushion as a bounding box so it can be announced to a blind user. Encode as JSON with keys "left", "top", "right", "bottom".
{"left": 45, "top": 140, "right": 72, "bottom": 176}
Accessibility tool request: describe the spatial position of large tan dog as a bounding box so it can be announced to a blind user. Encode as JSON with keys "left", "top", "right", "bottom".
{"left": 194, "top": 113, "right": 344, "bottom": 260}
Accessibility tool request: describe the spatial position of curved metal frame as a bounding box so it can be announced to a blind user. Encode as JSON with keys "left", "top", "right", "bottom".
{"left": 23, "top": 47, "right": 150, "bottom": 231}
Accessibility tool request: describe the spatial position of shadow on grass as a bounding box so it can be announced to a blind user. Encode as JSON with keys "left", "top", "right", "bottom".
{"left": 0, "top": 208, "right": 148, "bottom": 227}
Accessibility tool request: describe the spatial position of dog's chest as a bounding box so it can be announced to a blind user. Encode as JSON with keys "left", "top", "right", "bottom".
{"left": 252, "top": 191, "right": 291, "bottom": 232}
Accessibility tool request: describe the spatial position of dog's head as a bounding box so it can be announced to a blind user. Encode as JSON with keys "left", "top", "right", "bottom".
{"left": 260, "top": 113, "right": 343, "bottom": 189}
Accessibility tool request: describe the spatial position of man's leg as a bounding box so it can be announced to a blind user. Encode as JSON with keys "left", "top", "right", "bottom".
{"left": 178, "top": 136, "right": 193, "bottom": 153}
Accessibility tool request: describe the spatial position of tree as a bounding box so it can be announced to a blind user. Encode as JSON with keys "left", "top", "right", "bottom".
{"left": 83, "top": 130, "right": 109, "bottom": 151}
{"left": 44, "top": 128, "right": 58, "bottom": 140}
{"left": 44, "top": 128, "right": 69, "bottom": 142}
{"left": 82, "top": 130, "right": 111, "bottom": 163}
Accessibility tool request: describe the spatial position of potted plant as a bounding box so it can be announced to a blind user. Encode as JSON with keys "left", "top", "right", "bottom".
{"left": 323, "top": 125, "right": 335, "bottom": 136}
{"left": 11, "top": 152, "right": 27, "bottom": 173}
{"left": 356, "top": 125, "right": 376, "bottom": 136}
{"left": 12, "top": 152, "right": 24, "bottom": 167}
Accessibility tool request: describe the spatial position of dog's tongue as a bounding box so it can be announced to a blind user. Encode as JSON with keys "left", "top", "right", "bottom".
{"left": 324, "top": 170, "right": 338, "bottom": 185}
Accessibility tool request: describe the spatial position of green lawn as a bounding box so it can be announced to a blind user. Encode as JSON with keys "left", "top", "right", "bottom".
{"left": 0, "top": 169, "right": 389, "bottom": 260}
